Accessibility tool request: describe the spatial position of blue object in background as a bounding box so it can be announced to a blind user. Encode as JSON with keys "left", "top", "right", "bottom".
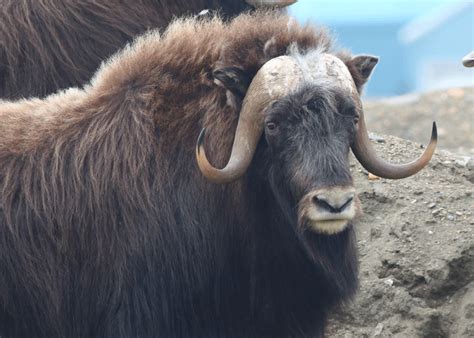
{"left": 290, "top": 0, "right": 474, "bottom": 97}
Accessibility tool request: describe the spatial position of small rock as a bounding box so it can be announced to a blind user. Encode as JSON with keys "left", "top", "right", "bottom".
{"left": 389, "top": 228, "right": 400, "bottom": 239}
{"left": 456, "top": 211, "right": 463, "bottom": 216}
{"left": 432, "top": 209, "right": 441, "bottom": 215}
{"left": 384, "top": 278, "right": 394, "bottom": 286}
{"left": 447, "top": 214, "right": 455, "bottom": 221}
{"left": 368, "top": 173, "right": 380, "bottom": 180}
{"left": 428, "top": 203, "right": 437, "bottom": 209}
{"left": 467, "top": 158, "right": 474, "bottom": 170}
{"left": 370, "top": 227, "right": 382, "bottom": 240}
{"left": 465, "top": 303, "right": 474, "bottom": 319}
{"left": 428, "top": 230, "right": 433, "bottom": 235}
{"left": 372, "top": 323, "right": 384, "bottom": 336}
{"left": 454, "top": 156, "right": 471, "bottom": 167}
{"left": 369, "top": 133, "right": 386, "bottom": 143}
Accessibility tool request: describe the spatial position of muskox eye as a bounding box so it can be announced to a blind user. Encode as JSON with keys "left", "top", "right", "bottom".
{"left": 266, "top": 121, "right": 277, "bottom": 132}
{"left": 353, "top": 115, "right": 360, "bottom": 124}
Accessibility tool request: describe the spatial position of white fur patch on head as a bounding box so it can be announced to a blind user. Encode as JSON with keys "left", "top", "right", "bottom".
{"left": 197, "top": 9, "right": 210, "bottom": 16}
{"left": 291, "top": 49, "right": 357, "bottom": 95}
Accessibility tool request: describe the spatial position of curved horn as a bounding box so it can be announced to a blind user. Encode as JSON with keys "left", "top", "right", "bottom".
{"left": 196, "top": 56, "right": 303, "bottom": 183}
{"left": 246, "top": 0, "right": 297, "bottom": 8}
{"left": 351, "top": 109, "right": 437, "bottom": 179}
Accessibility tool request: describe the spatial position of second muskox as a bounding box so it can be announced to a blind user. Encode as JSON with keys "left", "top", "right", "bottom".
{"left": 0, "top": 0, "right": 295, "bottom": 99}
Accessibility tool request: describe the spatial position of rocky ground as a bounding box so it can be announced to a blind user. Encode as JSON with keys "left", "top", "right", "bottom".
{"left": 327, "top": 88, "right": 473, "bottom": 337}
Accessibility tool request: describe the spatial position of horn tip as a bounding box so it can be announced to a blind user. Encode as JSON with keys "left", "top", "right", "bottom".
{"left": 432, "top": 121, "right": 437, "bottom": 141}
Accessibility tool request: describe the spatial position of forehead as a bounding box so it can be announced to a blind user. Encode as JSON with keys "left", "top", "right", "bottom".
{"left": 268, "top": 84, "right": 353, "bottom": 121}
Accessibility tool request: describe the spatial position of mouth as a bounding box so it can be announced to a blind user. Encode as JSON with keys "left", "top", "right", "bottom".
{"left": 298, "top": 186, "right": 359, "bottom": 235}
{"left": 307, "top": 219, "right": 350, "bottom": 235}
{"left": 304, "top": 207, "right": 356, "bottom": 235}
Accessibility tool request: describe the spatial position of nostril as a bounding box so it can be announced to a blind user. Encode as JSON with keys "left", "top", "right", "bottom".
{"left": 312, "top": 196, "right": 338, "bottom": 213}
{"left": 340, "top": 197, "right": 353, "bottom": 211}
{"left": 312, "top": 195, "right": 353, "bottom": 214}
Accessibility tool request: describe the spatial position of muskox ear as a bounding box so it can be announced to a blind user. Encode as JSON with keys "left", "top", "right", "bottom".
{"left": 212, "top": 67, "right": 252, "bottom": 100}
{"left": 346, "top": 55, "right": 379, "bottom": 89}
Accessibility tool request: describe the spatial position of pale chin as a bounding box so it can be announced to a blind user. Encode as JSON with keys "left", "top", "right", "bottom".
{"left": 307, "top": 219, "right": 350, "bottom": 235}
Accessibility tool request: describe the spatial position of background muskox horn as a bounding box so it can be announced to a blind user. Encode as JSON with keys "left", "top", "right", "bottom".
{"left": 351, "top": 108, "right": 437, "bottom": 179}
{"left": 196, "top": 56, "right": 303, "bottom": 183}
{"left": 462, "top": 51, "right": 474, "bottom": 67}
{"left": 245, "top": 0, "right": 297, "bottom": 8}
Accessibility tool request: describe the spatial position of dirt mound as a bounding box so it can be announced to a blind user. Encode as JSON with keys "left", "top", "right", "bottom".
{"left": 327, "top": 124, "right": 473, "bottom": 335}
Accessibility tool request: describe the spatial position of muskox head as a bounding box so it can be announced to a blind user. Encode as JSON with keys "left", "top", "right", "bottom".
{"left": 196, "top": 50, "right": 437, "bottom": 236}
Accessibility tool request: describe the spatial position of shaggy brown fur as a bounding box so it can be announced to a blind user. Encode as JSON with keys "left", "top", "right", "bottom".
{"left": 0, "top": 0, "right": 256, "bottom": 100}
{"left": 0, "top": 12, "right": 364, "bottom": 338}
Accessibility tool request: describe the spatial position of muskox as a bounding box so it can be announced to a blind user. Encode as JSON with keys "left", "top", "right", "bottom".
{"left": 0, "top": 12, "right": 436, "bottom": 338}
{"left": 0, "top": 0, "right": 295, "bottom": 100}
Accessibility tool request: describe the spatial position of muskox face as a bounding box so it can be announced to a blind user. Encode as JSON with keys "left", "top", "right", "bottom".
{"left": 197, "top": 51, "right": 436, "bottom": 236}
{"left": 262, "top": 85, "right": 359, "bottom": 234}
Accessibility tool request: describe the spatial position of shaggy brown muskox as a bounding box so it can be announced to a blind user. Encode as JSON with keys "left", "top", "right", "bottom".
{"left": 0, "top": 0, "right": 294, "bottom": 100}
{"left": 0, "top": 12, "right": 436, "bottom": 338}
